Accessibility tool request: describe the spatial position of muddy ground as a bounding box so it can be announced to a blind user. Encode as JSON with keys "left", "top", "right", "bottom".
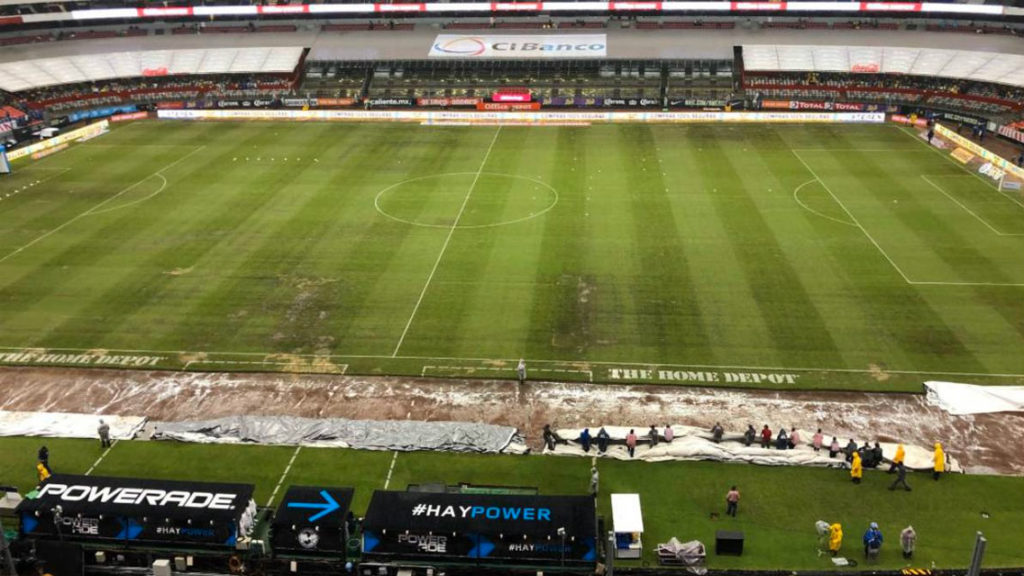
{"left": 0, "top": 366, "right": 1020, "bottom": 475}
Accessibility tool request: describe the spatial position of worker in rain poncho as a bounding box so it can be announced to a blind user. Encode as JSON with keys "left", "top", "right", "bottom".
{"left": 829, "top": 523, "right": 843, "bottom": 556}
{"left": 888, "top": 443, "right": 905, "bottom": 473}
{"left": 851, "top": 451, "right": 863, "bottom": 484}
{"left": 933, "top": 442, "right": 945, "bottom": 480}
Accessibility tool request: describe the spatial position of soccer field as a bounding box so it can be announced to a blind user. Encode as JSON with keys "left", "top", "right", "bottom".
{"left": 1, "top": 120, "right": 1023, "bottom": 391}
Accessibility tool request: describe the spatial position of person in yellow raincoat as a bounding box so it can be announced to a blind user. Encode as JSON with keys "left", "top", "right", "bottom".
{"left": 888, "top": 443, "right": 906, "bottom": 473}
{"left": 829, "top": 523, "right": 843, "bottom": 556}
{"left": 851, "top": 451, "right": 863, "bottom": 484}
{"left": 933, "top": 442, "right": 945, "bottom": 480}
{"left": 36, "top": 461, "right": 50, "bottom": 484}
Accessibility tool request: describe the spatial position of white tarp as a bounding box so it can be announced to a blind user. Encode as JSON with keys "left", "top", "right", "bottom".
{"left": 925, "top": 381, "right": 1024, "bottom": 415}
{"left": 429, "top": 34, "right": 606, "bottom": 59}
{"left": 551, "top": 425, "right": 960, "bottom": 472}
{"left": 152, "top": 415, "right": 527, "bottom": 453}
{"left": 0, "top": 411, "right": 145, "bottom": 440}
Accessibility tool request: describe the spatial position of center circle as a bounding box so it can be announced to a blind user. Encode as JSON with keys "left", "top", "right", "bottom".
{"left": 374, "top": 172, "right": 559, "bottom": 229}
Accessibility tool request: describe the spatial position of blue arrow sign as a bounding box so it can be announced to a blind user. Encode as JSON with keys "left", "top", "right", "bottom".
{"left": 287, "top": 490, "right": 340, "bottom": 522}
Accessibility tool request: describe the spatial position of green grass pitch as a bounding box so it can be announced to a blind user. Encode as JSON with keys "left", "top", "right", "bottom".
{"left": 3, "top": 437, "right": 1024, "bottom": 570}
{"left": 1, "top": 120, "right": 1023, "bottom": 391}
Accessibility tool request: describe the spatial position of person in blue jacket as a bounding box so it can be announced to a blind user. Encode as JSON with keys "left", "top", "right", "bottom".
{"left": 863, "top": 522, "right": 883, "bottom": 558}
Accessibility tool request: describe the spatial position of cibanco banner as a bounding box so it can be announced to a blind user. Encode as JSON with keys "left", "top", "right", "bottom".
{"left": 429, "top": 34, "right": 607, "bottom": 59}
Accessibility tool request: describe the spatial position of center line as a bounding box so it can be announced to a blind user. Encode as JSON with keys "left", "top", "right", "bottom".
{"left": 392, "top": 126, "right": 502, "bottom": 357}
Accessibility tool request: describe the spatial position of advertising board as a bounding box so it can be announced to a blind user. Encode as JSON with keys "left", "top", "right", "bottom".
{"left": 6, "top": 120, "right": 109, "bottom": 161}
{"left": 429, "top": 34, "right": 607, "bottom": 59}
{"left": 18, "top": 475, "right": 256, "bottom": 548}
{"left": 936, "top": 124, "right": 1024, "bottom": 181}
{"left": 272, "top": 486, "right": 354, "bottom": 555}
{"left": 362, "top": 491, "right": 596, "bottom": 564}
{"left": 158, "top": 109, "right": 886, "bottom": 125}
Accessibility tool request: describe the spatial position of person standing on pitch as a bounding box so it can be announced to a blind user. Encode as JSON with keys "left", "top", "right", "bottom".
{"left": 933, "top": 442, "right": 946, "bottom": 480}
{"left": 98, "top": 419, "right": 112, "bottom": 448}
{"left": 517, "top": 359, "right": 526, "bottom": 384}
{"left": 889, "top": 462, "right": 911, "bottom": 491}
{"left": 590, "top": 466, "right": 599, "bottom": 496}
{"left": 725, "top": 486, "right": 740, "bottom": 517}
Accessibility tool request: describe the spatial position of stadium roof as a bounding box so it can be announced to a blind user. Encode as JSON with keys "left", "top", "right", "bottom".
{"left": 744, "top": 45, "right": 1024, "bottom": 88}
{"left": 2, "top": 27, "right": 1022, "bottom": 65}
{"left": 0, "top": 46, "right": 303, "bottom": 91}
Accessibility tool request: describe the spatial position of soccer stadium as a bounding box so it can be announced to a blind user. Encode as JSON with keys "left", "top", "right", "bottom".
{"left": 1, "top": 1, "right": 1024, "bottom": 575}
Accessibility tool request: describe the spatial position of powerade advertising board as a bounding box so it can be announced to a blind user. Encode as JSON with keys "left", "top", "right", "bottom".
{"left": 272, "top": 486, "right": 354, "bottom": 556}
{"left": 17, "top": 475, "right": 256, "bottom": 548}
{"left": 362, "top": 491, "right": 596, "bottom": 565}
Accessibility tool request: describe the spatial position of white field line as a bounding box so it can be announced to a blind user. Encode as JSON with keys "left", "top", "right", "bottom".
{"left": 0, "top": 167, "right": 72, "bottom": 203}
{"left": 391, "top": 126, "right": 502, "bottom": 357}
{"left": 0, "top": 146, "right": 205, "bottom": 264}
{"left": 267, "top": 445, "right": 302, "bottom": 506}
{"left": 790, "top": 149, "right": 916, "bottom": 284}
{"left": 422, "top": 365, "right": 593, "bottom": 381}
{"left": 920, "top": 175, "right": 1024, "bottom": 237}
{"left": 792, "top": 178, "right": 857, "bottom": 227}
{"left": 85, "top": 439, "right": 118, "bottom": 476}
{"left": 893, "top": 125, "right": 1024, "bottom": 210}
{"left": 5, "top": 344, "right": 1024, "bottom": 379}
{"left": 383, "top": 450, "right": 399, "bottom": 490}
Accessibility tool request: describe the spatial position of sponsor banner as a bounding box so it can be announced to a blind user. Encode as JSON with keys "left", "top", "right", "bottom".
{"left": 938, "top": 111, "right": 984, "bottom": 126}
{"left": 217, "top": 99, "right": 276, "bottom": 109}
{"left": 67, "top": 105, "right": 137, "bottom": 124}
{"left": 763, "top": 100, "right": 894, "bottom": 113}
{"left": 368, "top": 98, "right": 415, "bottom": 107}
{"left": 110, "top": 112, "right": 149, "bottom": 123}
{"left": 609, "top": 366, "right": 800, "bottom": 385}
{"left": 0, "top": 145, "right": 9, "bottom": 175}
{"left": 6, "top": 120, "right": 109, "bottom": 162}
{"left": 605, "top": 97, "right": 661, "bottom": 107}
{"left": 545, "top": 97, "right": 603, "bottom": 107}
{"left": 950, "top": 148, "right": 974, "bottom": 165}
{"left": 979, "top": 162, "right": 1005, "bottom": 182}
{"left": 417, "top": 98, "right": 481, "bottom": 107}
{"left": 0, "top": 119, "right": 17, "bottom": 136}
{"left": 272, "top": 486, "right": 354, "bottom": 555}
{"left": 998, "top": 125, "right": 1024, "bottom": 145}
{"left": 283, "top": 98, "right": 357, "bottom": 108}
{"left": 860, "top": 1, "right": 921, "bottom": 10}
{"left": 936, "top": 124, "right": 1024, "bottom": 181}
{"left": 18, "top": 475, "right": 255, "bottom": 547}
{"left": 317, "top": 97, "right": 356, "bottom": 107}
{"left": 429, "top": 34, "right": 606, "bottom": 59}
{"left": 362, "top": 491, "right": 596, "bottom": 564}
{"left": 493, "top": 91, "right": 532, "bottom": 103}
{"left": 31, "top": 143, "right": 69, "bottom": 160}
{"left": 670, "top": 98, "right": 728, "bottom": 108}
{"left": 157, "top": 101, "right": 185, "bottom": 109}
{"left": 732, "top": 1, "right": 786, "bottom": 10}
{"left": 477, "top": 102, "right": 542, "bottom": 111}
{"left": 158, "top": 109, "right": 886, "bottom": 125}
{"left": 890, "top": 114, "right": 929, "bottom": 128}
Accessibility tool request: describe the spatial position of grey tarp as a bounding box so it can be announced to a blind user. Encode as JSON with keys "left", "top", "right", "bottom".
{"left": 151, "top": 415, "right": 526, "bottom": 453}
